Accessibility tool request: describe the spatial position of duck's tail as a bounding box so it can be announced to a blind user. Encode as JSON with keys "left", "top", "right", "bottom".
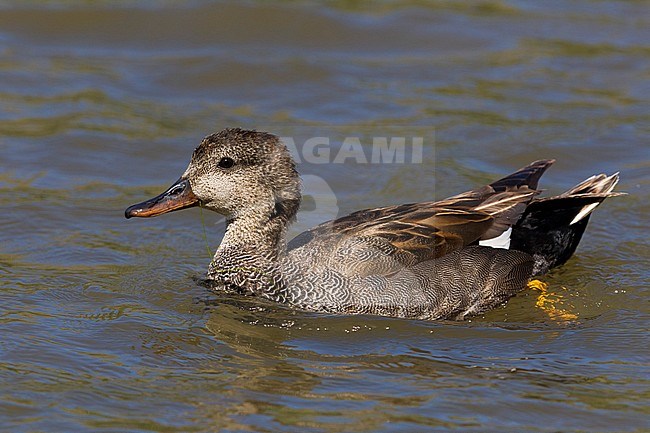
{"left": 510, "top": 172, "right": 624, "bottom": 276}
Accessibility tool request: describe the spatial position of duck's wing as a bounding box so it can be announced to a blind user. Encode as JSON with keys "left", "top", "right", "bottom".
{"left": 435, "top": 159, "right": 555, "bottom": 240}
{"left": 288, "top": 160, "right": 554, "bottom": 277}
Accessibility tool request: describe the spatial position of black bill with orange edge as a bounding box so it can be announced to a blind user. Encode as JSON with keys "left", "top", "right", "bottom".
{"left": 125, "top": 178, "right": 199, "bottom": 218}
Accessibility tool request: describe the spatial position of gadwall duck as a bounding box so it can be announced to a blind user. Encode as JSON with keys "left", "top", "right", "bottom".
{"left": 125, "top": 128, "right": 622, "bottom": 320}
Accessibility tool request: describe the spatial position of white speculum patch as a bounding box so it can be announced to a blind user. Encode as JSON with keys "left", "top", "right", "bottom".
{"left": 479, "top": 227, "right": 512, "bottom": 250}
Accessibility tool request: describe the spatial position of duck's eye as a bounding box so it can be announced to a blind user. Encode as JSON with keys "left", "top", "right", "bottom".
{"left": 218, "top": 157, "right": 235, "bottom": 169}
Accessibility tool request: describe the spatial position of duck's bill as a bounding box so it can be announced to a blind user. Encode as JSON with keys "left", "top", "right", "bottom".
{"left": 125, "top": 178, "right": 199, "bottom": 218}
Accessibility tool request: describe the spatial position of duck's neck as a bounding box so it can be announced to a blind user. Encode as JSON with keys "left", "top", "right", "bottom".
{"left": 211, "top": 198, "right": 300, "bottom": 267}
{"left": 219, "top": 211, "right": 288, "bottom": 260}
{"left": 207, "top": 201, "right": 299, "bottom": 295}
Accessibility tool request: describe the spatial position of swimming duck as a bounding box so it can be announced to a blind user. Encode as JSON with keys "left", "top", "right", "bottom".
{"left": 125, "top": 128, "right": 622, "bottom": 320}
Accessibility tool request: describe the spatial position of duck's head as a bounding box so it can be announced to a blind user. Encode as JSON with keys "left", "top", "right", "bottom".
{"left": 125, "top": 128, "right": 301, "bottom": 222}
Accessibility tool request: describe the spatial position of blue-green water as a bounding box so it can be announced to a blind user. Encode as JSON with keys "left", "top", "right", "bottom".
{"left": 1, "top": 1, "right": 648, "bottom": 432}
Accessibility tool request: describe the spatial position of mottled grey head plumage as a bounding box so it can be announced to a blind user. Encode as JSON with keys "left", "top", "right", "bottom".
{"left": 184, "top": 128, "right": 301, "bottom": 223}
